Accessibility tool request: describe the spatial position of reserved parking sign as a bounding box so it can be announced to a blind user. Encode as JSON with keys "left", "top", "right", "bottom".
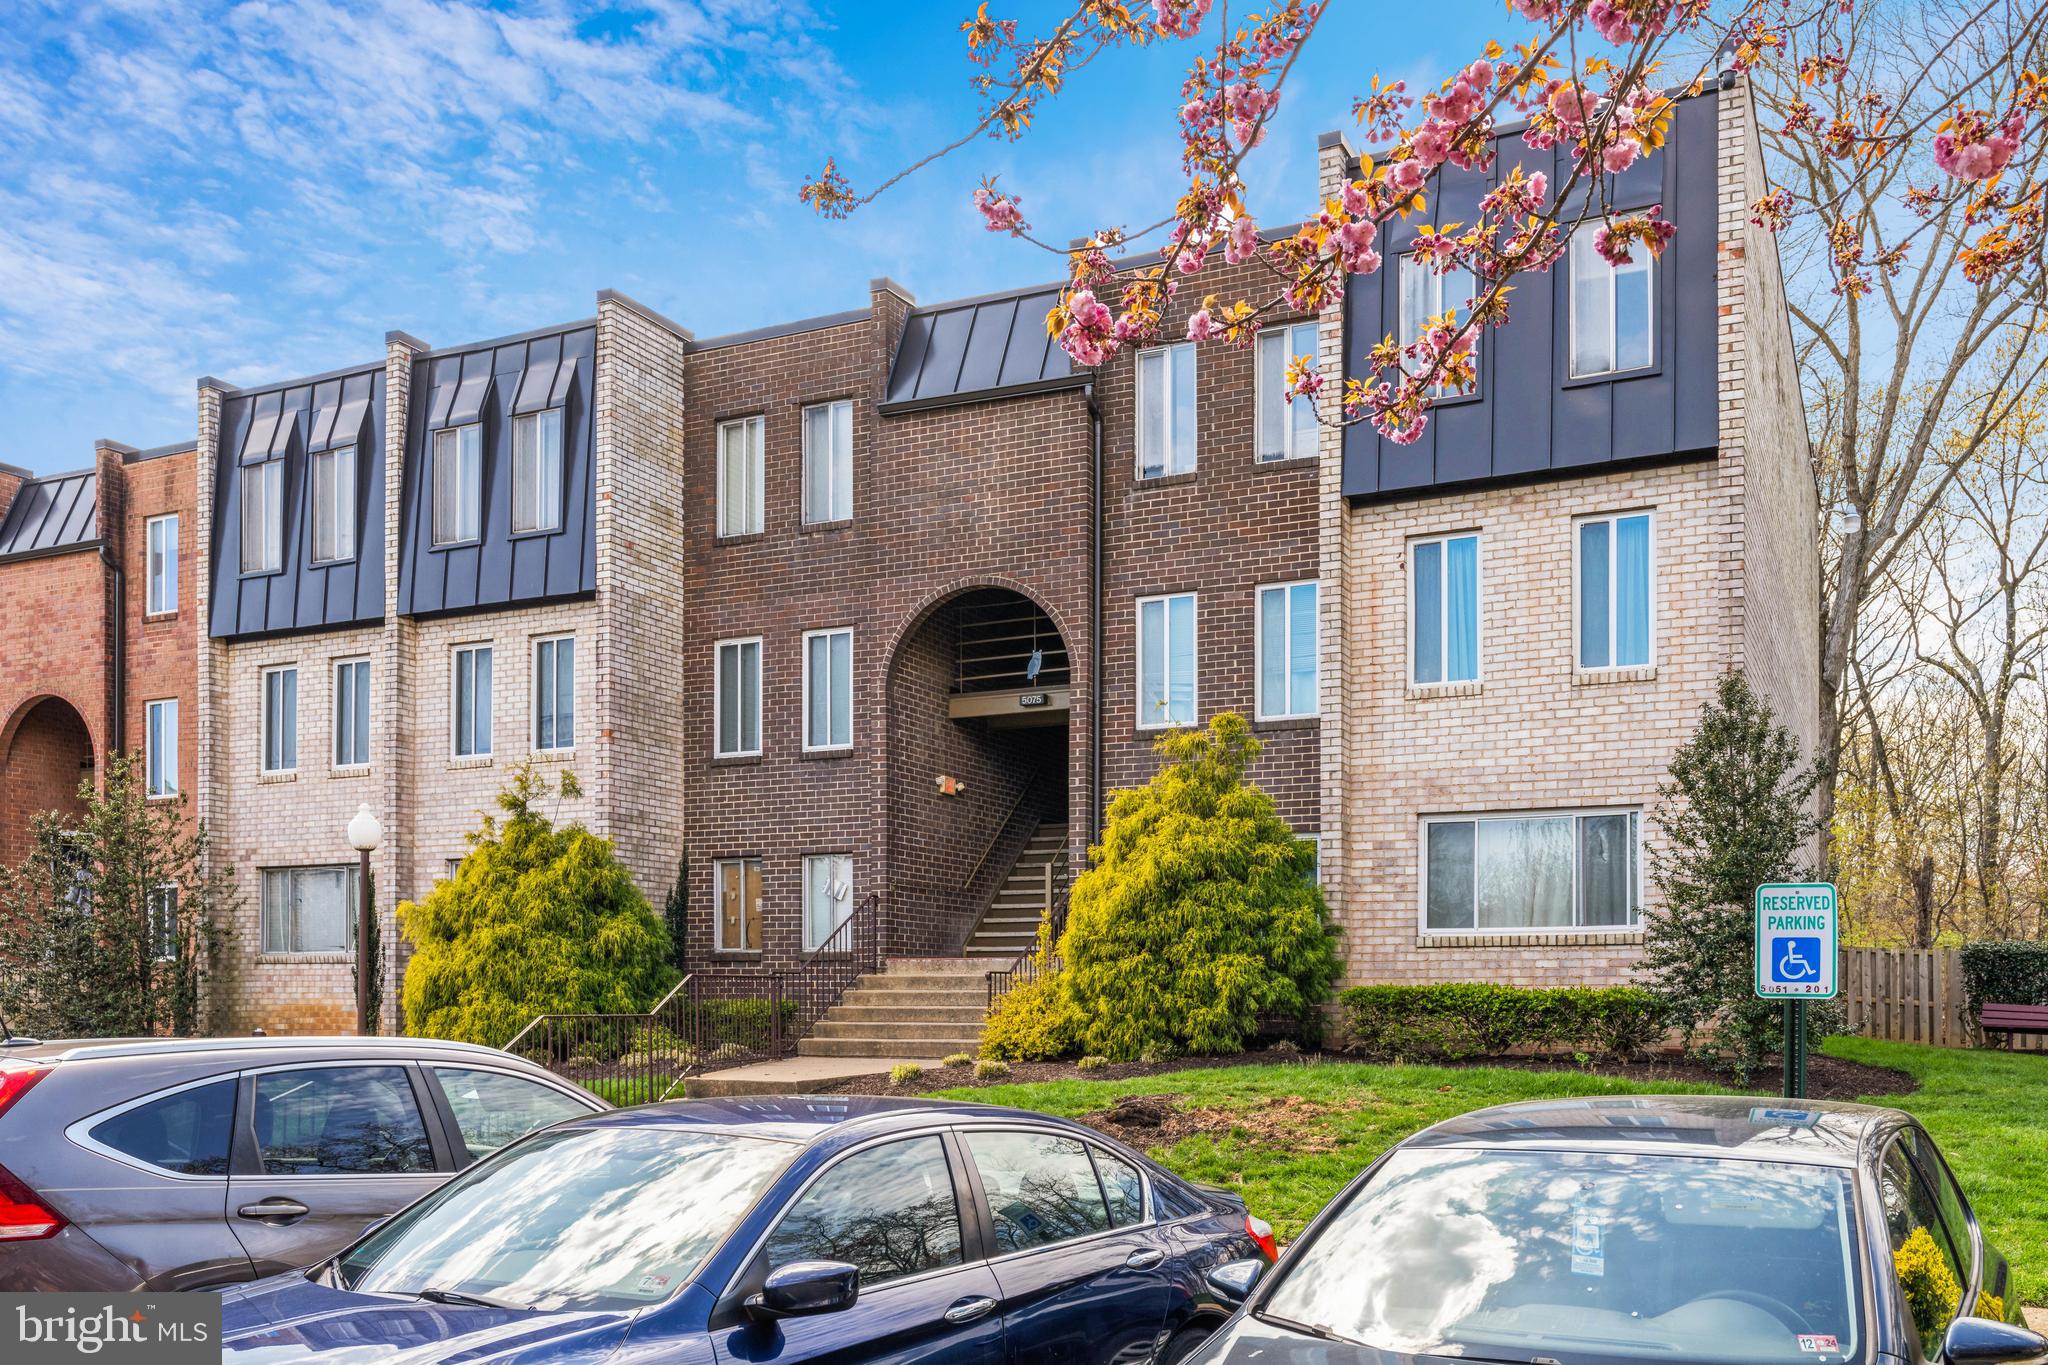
{"left": 1755, "top": 883, "right": 1839, "bottom": 1000}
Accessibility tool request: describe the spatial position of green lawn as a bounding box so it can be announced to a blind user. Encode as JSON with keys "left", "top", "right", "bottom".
{"left": 932, "top": 1038, "right": 2048, "bottom": 1305}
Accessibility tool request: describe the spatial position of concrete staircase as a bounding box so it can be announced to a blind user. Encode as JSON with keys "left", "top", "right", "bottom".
{"left": 796, "top": 958, "right": 991, "bottom": 1060}
{"left": 963, "top": 822, "right": 1069, "bottom": 958}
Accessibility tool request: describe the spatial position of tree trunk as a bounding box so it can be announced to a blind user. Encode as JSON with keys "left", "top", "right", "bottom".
{"left": 1913, "top": 854, "right": 1935, "bottom": 950}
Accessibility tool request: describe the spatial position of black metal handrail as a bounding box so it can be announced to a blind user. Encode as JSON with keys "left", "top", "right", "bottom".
{"left": 781, "top": 890, "right": 881, "bottom": 1038}
{"left": 962, "top": 776, "right": 1045, "bottom": 892}
{"left": 986, "top": 846, "right": 1070, "bottom": 1012}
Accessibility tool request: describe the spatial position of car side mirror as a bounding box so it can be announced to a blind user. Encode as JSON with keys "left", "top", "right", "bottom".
{"left": 745, "top": 1261, "right": 860, "bottom": 1324}
{"left": 1944, "top": 1316, "right": 2048, "bottom": 1365}
{"left": 1206, "top": 1258, "right": 1266, "bottom": 1307}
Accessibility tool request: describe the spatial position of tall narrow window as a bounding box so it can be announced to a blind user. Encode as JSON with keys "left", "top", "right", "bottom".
{"left": 452, "top": 645, "right": 493, "bottom": 757}
{"left": 432, "top": 424, "right": 483, "bottom": 545}
{"left": 1136, "top": 593, "right": 1197, "bottom": 728}
{"left": 262, "top": 667, "right": 297, "bottom": 773}
{"left": 1136, "top": 344, "right": 1197, "bottom": 478}
{"left": 146, "top": 514, "right": 178, "bottom": 613}
{"left": 715, "top": 858, "right": 764, "bottom": 953}
{"left": 1411, "top": 533, "right": 1481, "bottom": 685}
{"left": 804, "top": 628, "right": 853, "bottom": 751}
{"left": 1570, "top": 228, "right": 1655, "bottom": 377}
{"left": 241, "top": 461, "right": 282, "bottom": 573}
{"left": 534, "top": 636, "right": 575, "bottom": 752}
{"left": 803, "top": 853, "right": 853, "bottom": 951}
{"left": 1256, "top": 581, "right": 1319, "bottom": 720}
{"left": 310, "top": 444, "right": 356, "bottom": 563}
{"left": 718, "top": 416, "right": 765, "bottom": 537}
{"left": 715, "top": 637, "right": 762, "bottom": 758}
{"left": 512, "top": 409, "right": 563, "bottom": 534}
{"left": 145, "top": 699, "right": 178, "bottom": 796}
{"left": 1578, "top": 512, "right": 1654, "bottom": 670}
{"left": 147, "top": 884, "right": 179, "bottom": 961}
{"left": 801, "top": 400, "right": 853, "bottom": 524}
{"left": 1399, "top": 254, "right": 1479, "bottom": 395}
{"left": 334, "top": 658, "right": 371, "bottom": 768}
{"left": 1256, "top": 323, "right": 1319, "bottom": 462}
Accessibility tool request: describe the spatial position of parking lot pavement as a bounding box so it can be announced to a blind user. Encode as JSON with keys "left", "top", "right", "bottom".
{"left": 2028, "top": 1306, "right": 2047, "bottom": 1333}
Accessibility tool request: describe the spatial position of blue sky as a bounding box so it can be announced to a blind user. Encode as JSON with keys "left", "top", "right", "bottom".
{"left": 0, "top": 1, "right": 1499, "bottom": 475}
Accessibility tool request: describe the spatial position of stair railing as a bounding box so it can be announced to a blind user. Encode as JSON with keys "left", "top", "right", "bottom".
{"left": 962, "top": 776, "right": 1044, "bottom": 893}
{"left": 780, "top": 890, "right": 882, "bottom": 1040}
{"left": 986, "top": 845, "right": 1070, "bottom": 1012}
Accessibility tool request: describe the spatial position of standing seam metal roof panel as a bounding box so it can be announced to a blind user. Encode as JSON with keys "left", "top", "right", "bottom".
{"left": 882, "top": 285, "right": 1078, "bottom": 409}
{"left": 0, "top": 470, "right": 98, "bottom": 557}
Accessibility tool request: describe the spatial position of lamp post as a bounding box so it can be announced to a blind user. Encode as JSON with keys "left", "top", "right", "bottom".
{"left": 347, "top": 803, "right": 383, "bottom": 1036}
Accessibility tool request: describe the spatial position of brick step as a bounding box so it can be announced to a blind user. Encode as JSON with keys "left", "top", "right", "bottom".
{"left": 800, "top": 1035, "right": 984, "bottom": 1059}
{"left": 827, "top": 1004, "right": 988, "bottom": 1025}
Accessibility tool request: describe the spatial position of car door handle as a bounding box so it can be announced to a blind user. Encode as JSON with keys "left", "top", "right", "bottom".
{"left": 237, "top": 1198, "right": 310, "bottom": 1222}
{"left": 1126, "top": 1248, "right": 1166, "bottom": 1270}
{"left": 943, "top": 1296, "right": 997, "bottom": 1324}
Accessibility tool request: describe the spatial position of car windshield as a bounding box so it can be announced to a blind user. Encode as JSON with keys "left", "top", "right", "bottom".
{"left": 337, "top": 1126, "right": 792, "bottom": 1312}
{"left": 1261, "top": 1148, "right": 1864, "bottom": 1365}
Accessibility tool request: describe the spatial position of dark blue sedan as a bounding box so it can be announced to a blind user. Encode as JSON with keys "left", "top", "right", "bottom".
{"left": 218, "top": 1096, "right": 1274, "bottom": 1365}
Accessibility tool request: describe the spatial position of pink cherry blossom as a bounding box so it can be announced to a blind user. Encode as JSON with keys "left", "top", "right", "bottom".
{"left": 1225, "top": 214, "right": 1261, "bottom": 265}
{"left": 972, "top": 184, "right": 1028, "bottom": 235}
{"left": 1186, "top": 306, "right": 1219, "bottom": 342}
{"left": 1411, "top": 122, "right": 1453, "bottom": 168}
{"left": 1152, "top": 0, "right": 1214, "bottom": 39}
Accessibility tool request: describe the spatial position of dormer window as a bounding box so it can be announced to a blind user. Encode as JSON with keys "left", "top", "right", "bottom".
{"left": 511, "top": 409, "right": 563, "bottom": 534}
{"left": 1570, "top": 228, "right": 1654, "bottom": 377}
{"left": 241, "top": 460, "right": 283, "bottom": 574}
{"left": 432, "top": 424, "right": 483, "bottom": 546}
{"left": 310, "top": 444, "right": 356, "bottom": 564}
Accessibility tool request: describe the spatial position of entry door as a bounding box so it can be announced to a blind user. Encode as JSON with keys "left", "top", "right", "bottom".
{"left": 226, "top": 1063, "right": 448, "bottom": 1276}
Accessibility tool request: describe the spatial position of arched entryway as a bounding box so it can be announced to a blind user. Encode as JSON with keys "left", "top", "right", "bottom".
{"left": 884, "top": 583, "right": 1076, "bottom": 958}
{"left": 0, "top": 695, "right": 96, "bottom": 865}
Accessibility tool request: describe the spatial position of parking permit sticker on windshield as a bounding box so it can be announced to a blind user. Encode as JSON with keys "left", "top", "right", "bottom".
{"left": 1797, "top": 1336, "right": 1839, "bottom": 1353}
{"left": 1571, "top": 1216, "right": 1604, "bottom": 1277}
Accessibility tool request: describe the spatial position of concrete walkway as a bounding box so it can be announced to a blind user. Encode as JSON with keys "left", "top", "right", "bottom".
{"left": 684, "top": 1053, "right": 944, "bottom": 1097}
{"left": 2026, "top": 1306, "right": 2046, "bottom": 1333}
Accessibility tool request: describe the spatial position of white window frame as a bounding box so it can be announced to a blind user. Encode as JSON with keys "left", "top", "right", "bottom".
{"left": 533, "top": 634, "right": 575, "bottom": 754}
{"left": 713, "top": 856, "right": 764, "bottom": 954}
{"left": 451, "top": 644, "right": 494, "bottom": 758}
{"left": 1568, "top": 226, "right": 1656, "bottom": 379}
{"left": 333, "top": 657, "right": 371, "bottom": 770}
{"left": 1254, "top": 322, "right": 1320, "bottom": 462}
{"left": 147, "top": 883, "right": 179, "bottom": 962}
{"left": 145, "top": 514, "right": 178, "bottom": 614}
{"left": 1408, "top": 532, "right": 1484, "bottom": 686}
{"left": 432, "top": 423, "right": 484, "bottom": 546}
{"left": 713, "top": 636, "right": 763, "bottom": 759}
{"left": 511, "top": 409, "right": 564, "bottom": 535}
{"left": 1135, "top": 592, "right": 1199, "bottom": 730}
{"left": 801, "top": 400, "right": 854, "bottom": 525}
{"left": 145, "top": 698, "right": 178, "bottom": 797}
{"left": 260, "top": 665, "right": 297, "bottom": 774}
{"left": 260, "top": 864, "right": 359, "bottom": 955}
{"left": 241, "top": 461, "right": 283, "bottom": 574}
{"left": 802, "top": 853, "right": 855, "bottom": 952}
{"left": 802, "top": 627, "right": 854, "bottom": 753}
{"left": 1398, "top": 253, "right": 1480, "bottom": 396}
{"left": 1417, "top": 807, "right": 1643, "bottom": 935}
{"left": 1573, "top": 510, "right": 1657, "bottom": 673}
{"left": 717, "top": 415, "right": 766, "bottom": 538}
{"left": 1254, "top": 580, "right": 1319, "bottom": 721}
{"left": 310, "top": 443, "right": 356, "bottom": 564}
{"left": 1134, "top": 343, "right": 1198, "bottom": 479}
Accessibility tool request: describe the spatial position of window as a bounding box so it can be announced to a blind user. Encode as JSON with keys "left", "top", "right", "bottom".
{"left": 147, "top": 884, "right": 178, "bottom": 961}
{"left": 241, "top": 461, "right": 282, "bottom": 573}
{"left": 1304, "top": 833, "right": 1323, "bottom": 887}
{"left": 803, "top": 853, "right": 853, "bottom": 951}
{"left": 1400, "top": 254, "right": 1478, "bottom": 395}
{"left": 1578, "top": 512, "right": 1654, "bottom": 670}
{"left": 512, "top": 409, "right": 563, "bottom": 534}
{"left": 1411, "top": 533, "right": 1480, "bottom": 685}
{"left": 252, "top": 1066, "right": 433, "bottom": 1175}
{"left": 432, "top": 424, "right": 483, "bottom": 545}
{"left": 714, "top": 637, "right": 761, "bottom": 758}
{"left": 718, "top": 416, "right": 765, "bottom": 537}
{"left": 310, "top": 443, "right": 356, "bottom": 563}
{"left": 443, "top": 857, "right": 464, "bottom": 881}
{"left": 261, "top": 865, "right": 357, "bottom": 953}
{"left": 1256, "top": 581, "right": 1318, "bottom": 720}
{"left": 764, "top": 1136, "right": 963, "bottom": 1289}
{"left": 334, "top": 658, "right": 370, "bottom": 768}
{"left": 534, "top": 636, "right": 575, "bottom": 752}
{"left": 1570, "top": 227, "right": 1654, "bottom": 377}
{"left": 1256, "top": 322, "right": 1319, "bottom": 461}
{"left": 963, "top": 1131, "right": 1110, "bottom": 1253}
{"left": 802, "top": 400, "right": 853, "bottom": 524}
{"left": 452, "top": 645, "right": 493, "bottom": 757}
{"left": 262, "top": 666, "right": 297, "bottom": 773}
{"left": 804, "top": 627, "right": 853, "bottom": 751}
{"left": 1881, "top": 1138, "right": 1969, "bottom": 1356}
{"left": 145, "top": 514, "right": 178, "bottom": 613}
{"left": 430, "top": 1067, "right": 590, "bottom": 1165}
{"left": 145, "top": 698, "right": 178, "bottom": 796}
{"left": 1423, "top": 810, "right": 1640, "bottom": 932}
{"left": 87, "top": 1079, "right": 234, "bottom": 1177}
{"left": 1136, "top": 343, "right": 1197, "bottom": 478}
{"left": 715, "top": 858, "right": 764, "bottom": 953}
{"left": 1136, "top": 593, "right": 1197, "bottom": 729}
{"left": 1093, "top": 1146, "right": 1147, "bottom": 1228}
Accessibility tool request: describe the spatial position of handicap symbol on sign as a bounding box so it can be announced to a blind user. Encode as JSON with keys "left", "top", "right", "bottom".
{"left": 1776, "top": 936, "right": 1821, "bottom": 983}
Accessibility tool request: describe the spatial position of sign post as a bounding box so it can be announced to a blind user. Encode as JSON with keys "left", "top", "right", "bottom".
{"left": 1755, "top": 883, "right": 1839, "bottom": 1100}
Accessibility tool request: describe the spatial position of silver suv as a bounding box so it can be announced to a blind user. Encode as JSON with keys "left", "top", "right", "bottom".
{"left": 0, "top": 1035, "right": 606, "bottom": 1291}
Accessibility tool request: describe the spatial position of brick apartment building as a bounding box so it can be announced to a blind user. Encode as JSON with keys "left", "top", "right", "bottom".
{"left": 0, "top": 75, "right": 1815, "bottom": 1043}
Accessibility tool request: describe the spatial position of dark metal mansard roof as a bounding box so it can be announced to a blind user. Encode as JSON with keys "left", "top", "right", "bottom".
{"left": 0, "top": 469, "right": 98, "bottom": 560}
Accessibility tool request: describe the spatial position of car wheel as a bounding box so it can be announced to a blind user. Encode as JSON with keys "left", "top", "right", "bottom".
{"left": 1158, "top": 1324, "right": 1214, "bottom": 1365}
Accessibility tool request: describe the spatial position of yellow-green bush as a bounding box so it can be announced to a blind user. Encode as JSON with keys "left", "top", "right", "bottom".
{"left": 1894, "top": 1226, "right": 1961, "bottom": 1353}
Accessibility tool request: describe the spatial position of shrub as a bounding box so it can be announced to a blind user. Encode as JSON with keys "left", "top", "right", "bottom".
{"left": 974, "top": 1059, "right": 1011, "bottom": 1080}
{"left": 400, "top": 765, "right": 675, "bottom": 1044}
{"left": 697, "top": 997, "right": 798, "bottom": 1045}
{"left": 888, "top": 1063, "right": 924, "bottom": 1086}
{"left": 941, "top": 1052, "right": 975, "bottom": 1068}
{"left": 1077, "top": 1055, "right": 1111, "bottom": 1070}
{"left": 980, "top": 916, "right": 1084, "bottom": 1061}
{"left": 1339, "top": 984, "right": 1668, "bottom": 1061}
{"left": 1959, "top": 941, "right": 2048, "bottom": 1009}
{"left": 1895, "top": 1226, "right": 1961, "bottom": 1353}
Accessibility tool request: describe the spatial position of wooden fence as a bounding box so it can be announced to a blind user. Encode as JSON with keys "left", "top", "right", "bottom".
{"left": 1837, "top": 946, "right": 2047, "bottom": 1052}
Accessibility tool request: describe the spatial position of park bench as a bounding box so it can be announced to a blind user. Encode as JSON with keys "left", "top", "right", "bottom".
{"left": 1977, "top": 1003, "right": 2048, "bottom": 1049}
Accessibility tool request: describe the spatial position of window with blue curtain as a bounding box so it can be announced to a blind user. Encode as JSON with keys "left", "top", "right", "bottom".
{"left": 1257, "top": 581, "right": 1319, "bottom": 719}
{"left": 1412, "top": 534, "right": 1480, "bottom": 684}
{"left": 1138, "top": 593, "right": 1197, "bottom": 727}
{"left": 1579, "top": 513, "right": 1652, "bottom": 669}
